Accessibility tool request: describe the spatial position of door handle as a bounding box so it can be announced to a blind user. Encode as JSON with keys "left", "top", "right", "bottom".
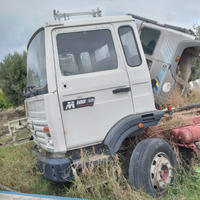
{"left": 113, "top": 87, "right": 131, "bottom": 94}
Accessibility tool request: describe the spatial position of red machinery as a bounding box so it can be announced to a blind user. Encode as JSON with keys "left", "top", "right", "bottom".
{"left": 144, "top": 112, "right": 200, "bottom": 154}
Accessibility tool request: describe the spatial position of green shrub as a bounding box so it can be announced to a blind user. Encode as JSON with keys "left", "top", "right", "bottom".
{"left": 0, "top": 51, "right": 27, "bottom": 107}
{"left": 0, "top": 92, "right": 11, "bottom": 110}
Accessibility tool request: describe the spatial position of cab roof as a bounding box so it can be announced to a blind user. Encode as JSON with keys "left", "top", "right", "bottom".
{"left": 44, "top": 15, "right": 133, "bottom": 28}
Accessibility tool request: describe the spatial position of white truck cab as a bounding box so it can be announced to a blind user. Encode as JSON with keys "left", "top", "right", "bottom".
{"left": 24, "top": 9, "right": 175, "bottom": 197}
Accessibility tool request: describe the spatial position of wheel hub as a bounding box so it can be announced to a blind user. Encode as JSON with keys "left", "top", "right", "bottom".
{"left": 150, "top": 153, "right": 173, "bottom": 193}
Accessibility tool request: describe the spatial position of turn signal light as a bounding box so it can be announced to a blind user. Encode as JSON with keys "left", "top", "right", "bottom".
{"left": 138, "top": 123, "right": 143, "bottom": 128}
{"left": 43, "top": 127, "right": 50, "bottom": 132}
{"left": 167, "top": 104, "right": 172, "bottom": 112}
{"left": 167, "top": 104, "right": 173, "bottom": 115}
{"left": 175, "top": 56, "right": 180, "bottom": 62}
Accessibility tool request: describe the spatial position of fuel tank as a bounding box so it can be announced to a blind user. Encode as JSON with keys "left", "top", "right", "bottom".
{"left": 170, "top": 128, "right": 181, "bottom": 143}
{"left": 177, "top": 125, "right": 200, "bottom": 144}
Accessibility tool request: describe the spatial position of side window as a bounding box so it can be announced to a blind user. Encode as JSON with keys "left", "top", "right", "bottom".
{"left": 140, "top": 27, "right": 160, "bottom": 55}
{"left": 119, "top": 26, "right": 141, "bottom": 67}
{"left": 56, "top": 29, "right": 118, "bottom": 76}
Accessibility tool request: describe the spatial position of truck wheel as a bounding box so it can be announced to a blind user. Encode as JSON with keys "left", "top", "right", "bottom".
{"left": 129, "top": 138, "right": 176, "bottom": 197}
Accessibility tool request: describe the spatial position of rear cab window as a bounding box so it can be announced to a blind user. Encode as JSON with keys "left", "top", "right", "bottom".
{"left": 140, "top": 27, "right": 160, "bottom": 55}
{"left": 56, "top": 29, "right": 118, "bottom": 76}
{"left": 119, "top": 26, "right": 141, "bottom": 67}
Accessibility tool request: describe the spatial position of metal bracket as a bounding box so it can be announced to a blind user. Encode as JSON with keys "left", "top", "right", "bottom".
{"left": 53, "top": 8, "right": 102, "bottom": 21}
{"left": 8, "top": 117, "right": 29, "bottom": 146}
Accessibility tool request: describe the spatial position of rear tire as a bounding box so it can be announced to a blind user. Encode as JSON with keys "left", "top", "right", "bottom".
{"left": 129, "top": 138, "right": 176, "bottom": 197}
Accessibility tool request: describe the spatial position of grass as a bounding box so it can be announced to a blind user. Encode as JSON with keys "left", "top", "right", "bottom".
{"left": 0, "top": 143, "right": 152, "bottom": 199}
{"left": 0, "top": 130, "right": 30, "bottom": 146}
{"left": 163, "top": 152, "right": 200, "bottom": 200}
{"left": 168, "top": 89, "right": 200, "bottom": 108}
{"left": 1, "top": 88, "right": 200, "bottom": 199}
{"left": 15, "top": 129, "right": 30, "bottom": 140}
{"left": 0, "top": 143, "right": 64, "bottom": 196}
{"left": 66, "top": 155, "right": 152, "bottom": 200}
{"left": 158, "top": 87, "right": 200, "bottom": 109}
{"left": 1, "top": 142, "right": 200, "bottom": 200}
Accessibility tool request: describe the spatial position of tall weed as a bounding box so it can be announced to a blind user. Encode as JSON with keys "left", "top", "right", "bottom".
{"left": 66, "top": 155, "right": 152, "bottom": 200}
{"left": 1, "top": 143, "right": 200, "bottom": 200}
{"left": 0, "top": 143, "right": 63, "bottom": 195}
{"left": 167, "top": 87, "right": 200, "bottom": 108}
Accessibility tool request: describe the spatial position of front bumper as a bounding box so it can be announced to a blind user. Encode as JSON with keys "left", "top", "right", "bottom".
{"left": 30, "top": 145, "right": 73, "bottom": 182}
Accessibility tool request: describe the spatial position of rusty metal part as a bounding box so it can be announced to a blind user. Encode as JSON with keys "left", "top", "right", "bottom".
{"left": 145, "top": 115, "right": 200, "bottom": 136}
{"left": 150, "top": 152, "right": 173, "bottom": 193}
{"left": 175, "top": 143, "right": 199, "bottom": 154}
{"left": 143, "top": 113, "right": 200, "bottom": 154}
{"left": 170, "top": 124, "right": 200, "bottom": 144}
{"left": 186, "top": 115, "right": 200, "bottom": 124}
{"left": 145, "top": 115, "right": 200, "bottom": 138}
{"left": 170, "top": 129, "right": 181, "bottom": 143}
{"left": 178, "top": 125, "right": 200, "bottom": 144}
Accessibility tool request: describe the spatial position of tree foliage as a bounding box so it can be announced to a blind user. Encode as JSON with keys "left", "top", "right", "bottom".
{"left": 0, "top": 51, "right": 27, "bottom": 107}
{"left": 0, "top": 92, "right": 11, "bottom": 110}
{"left": 190, "top": 58, "right": 200, "bottom": 81}
{"left": 194, "top": 23, "right": 200, "bottom": 40}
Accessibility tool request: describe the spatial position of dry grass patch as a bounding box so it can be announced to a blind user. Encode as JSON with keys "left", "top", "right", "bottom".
{"left": 167, "top": 88, "right": 200, "bottom": 108}
{"left": 66, "top": 154, "right": 153, "bottom": 200}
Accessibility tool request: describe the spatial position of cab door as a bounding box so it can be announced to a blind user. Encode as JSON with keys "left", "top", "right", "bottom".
{"left": 114, "top": 23, "right": 155, "bottom": 114}
{"left": 52, "top": 25, "right": 134, "bottom": 150}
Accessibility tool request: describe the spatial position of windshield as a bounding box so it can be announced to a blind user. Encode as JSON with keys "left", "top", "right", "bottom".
{"left": 27, "top": 29, "right": 47, "bottom": 91}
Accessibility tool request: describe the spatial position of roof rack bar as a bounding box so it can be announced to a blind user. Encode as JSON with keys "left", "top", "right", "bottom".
{"left": 53, "top": 8, "right": 102, "bottom": 20}
{"left": 127, "top": 13, "right": 195, "bottom": 36}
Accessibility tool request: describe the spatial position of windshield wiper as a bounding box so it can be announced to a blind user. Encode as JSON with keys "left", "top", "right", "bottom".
{"left": 23, "top": 86, "right": 38, "bottom": 98}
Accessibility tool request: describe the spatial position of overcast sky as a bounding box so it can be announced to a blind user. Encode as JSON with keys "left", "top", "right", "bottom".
{"left": 0, "top": 0, "right": 200, "bottom": 62}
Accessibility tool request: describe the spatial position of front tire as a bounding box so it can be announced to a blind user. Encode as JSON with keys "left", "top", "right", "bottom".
{"left": 129, "top": 138, "right": 176, "bottom": 197}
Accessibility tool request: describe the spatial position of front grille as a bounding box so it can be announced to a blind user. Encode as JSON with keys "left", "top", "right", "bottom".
{"left": 27, "top": 118, "right": 54, "bottom": 147}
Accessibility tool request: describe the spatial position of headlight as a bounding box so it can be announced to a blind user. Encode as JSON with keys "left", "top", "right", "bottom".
{"left": 48, "top": 138, "right": 53, "bottom": 146}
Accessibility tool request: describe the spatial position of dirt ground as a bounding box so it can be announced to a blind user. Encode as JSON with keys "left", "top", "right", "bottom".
{"left": 0, "top": 108, "right": 25, "bottom": 137}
